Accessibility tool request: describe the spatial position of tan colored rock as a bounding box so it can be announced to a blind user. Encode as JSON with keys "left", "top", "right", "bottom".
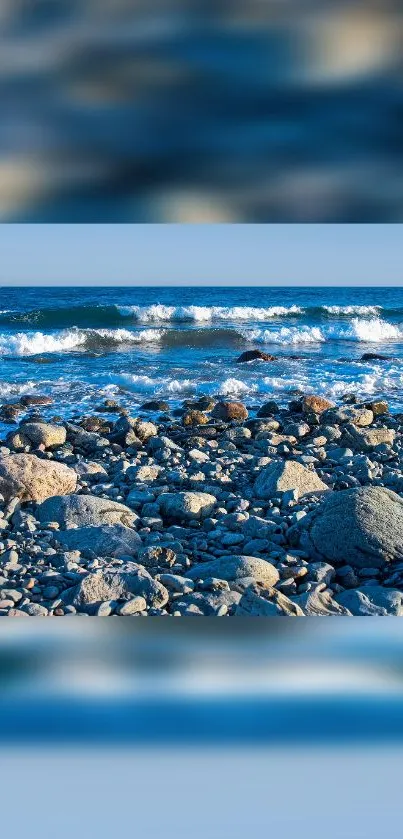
{"left": 254, "top": 459, "right": 329, "bottom": 499}
{"left": 302, "top": 395, "right": 334, "bottom": 414}
{"left": 182, "top": 410, "right": 208, "bottom": 427}
{"left": 0, "top": 453, "right": 77, "bottom": 503}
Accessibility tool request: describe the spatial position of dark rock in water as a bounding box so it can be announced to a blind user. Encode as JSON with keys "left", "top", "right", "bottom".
{"left": 211, "top": 401, "right": 248, "bottom": 421}
{"left": 95, "top": 399, "right": 121, "bottom": 413}
{"left": 0, "top": 403, "right": 23, "bottom": 423}
{"left": 141, "top": 400, "right": 170, "bottom": 412}
{"left": 256, "top": 400, "right": 280, "bottom": 417}
{"left": 183, "top": 397, "right": 216, "bottom": 412}
{"left": 236, "top": 350, "right": 276, "bottom": 363}
{"left": 299, "top": 486, "right": 403, "bottom": 569}
{"left": 360, "top": 353, "right": 392, "bottom": 361}
{"left": 20, "top": 394, "right": 53, "bottom": 407}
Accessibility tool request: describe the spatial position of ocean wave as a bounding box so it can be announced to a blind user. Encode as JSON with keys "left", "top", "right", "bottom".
{"left": 244, "top": 318, "right": 403, "bottom": 345}
{"left": 0, "top": 328, "right": 163, "bottom": 356}
{"left": 321, "top": 305, "right": 381, "bottom": 316}
{"left": 117, "top": 304, "right": 303, "bottom": 322}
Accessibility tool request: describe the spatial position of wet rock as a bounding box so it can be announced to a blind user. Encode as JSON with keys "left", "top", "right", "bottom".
{"left": 182, "top": 410, "right": 208, "bottom": 427}
{"left": 141, "top": 400, "right": 169, "bottom": 412}
{"left": 254, "top": 459, "right": 328, "bottom": 499}
{"left": 299, "top": 486, "right": 403, "bottom": 569}
{"left": 37, "top": 494, "right": 138, "bottom": 529}
{"left": 188, "top": 555, "right": 279, "bottom": 587}
{"left": 236, "top": 350, "right": 276, "bottom": 363}
{"left": 20, "top": 395, "right": 53, "bottom": 407}
{"left": 360, "top": 353, "right": 392, "bottom": 361}
{"left": 256, "top": 401, "right": 280, "bottom": 417}
{"left": 0, "top": 453, "right": 77, "bottom": 503}
{"left": 211, "top": 401, "right": 248, "bottom": 421}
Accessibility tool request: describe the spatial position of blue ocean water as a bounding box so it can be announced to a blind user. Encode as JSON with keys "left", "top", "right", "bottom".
{"left": 1, "top": 286, "right": 403, "bottom": 427}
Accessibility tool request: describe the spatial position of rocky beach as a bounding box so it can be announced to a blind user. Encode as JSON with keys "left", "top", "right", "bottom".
{"left": 0, "top": 386, "right": 403, "bottom": 617}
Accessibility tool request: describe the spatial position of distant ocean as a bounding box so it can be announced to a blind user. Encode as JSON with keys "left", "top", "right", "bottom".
{"left": 1, "top": 286, "right": 403, "bottom": 428}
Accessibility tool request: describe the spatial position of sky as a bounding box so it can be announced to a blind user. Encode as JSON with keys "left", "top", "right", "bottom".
{"left": 0, "top": 224, "right": 401, "bottom": 286}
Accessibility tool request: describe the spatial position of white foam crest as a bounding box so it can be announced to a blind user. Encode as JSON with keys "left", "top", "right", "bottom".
{"left": 0, "top": 330, "right": 88, "bottom": 355}
{"left": 216, "top": 378, "right": 258, "bottom": 397}
{"left": 0, "top": 327, "right": 163, "bottom": 355}
{"left": 244, "top": 325, "right": 325, "bottom": 345}
{"left": 322, "top": 305, "right": 380, "bottom": 316}
{"left": 0, "top": 380, "right": 38, "bottom": 397}
{"left": 117, "top": 304, "right": 302, "bottom": 322}
{"left": 243, "top": 318, "right": 402, "bottom": 345}
{"left": 110, "top": 373, "right": 195, "bottom": 395}
{"left": 327, "top": 318, "right": 402, "bottom": 342}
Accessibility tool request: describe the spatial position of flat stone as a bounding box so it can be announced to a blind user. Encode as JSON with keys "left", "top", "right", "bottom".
{"left": 254, "top": 459, "right": 328, "bottom": 499}
{"left": 335, "top": 586, "right": 403, "bottom": 616}
{"left": 36, "top": 494, "right": 138, "bottom": 529}
{"left": 56, "top": 523, "right": 142, "bottom": 557}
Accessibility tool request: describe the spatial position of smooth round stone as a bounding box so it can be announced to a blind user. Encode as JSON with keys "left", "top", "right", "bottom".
{"left": 117, "top": 597, "right": 147, "bottom": 615}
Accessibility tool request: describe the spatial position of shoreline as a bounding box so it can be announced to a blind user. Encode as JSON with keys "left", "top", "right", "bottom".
{"left": 0, "top": 391, "right": 402, "bottom": 616}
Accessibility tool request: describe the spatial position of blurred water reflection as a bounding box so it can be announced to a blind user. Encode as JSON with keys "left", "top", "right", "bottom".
{"left": 0, "top": 1, "right": 402, "bottom": 221}
{"left": 1, "top": 620, "right": 403, "bottom": 743}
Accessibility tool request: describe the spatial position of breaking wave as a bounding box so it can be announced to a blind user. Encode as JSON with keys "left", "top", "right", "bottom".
{"left": 244, "top": 318, "right": 403, "bottom": 345}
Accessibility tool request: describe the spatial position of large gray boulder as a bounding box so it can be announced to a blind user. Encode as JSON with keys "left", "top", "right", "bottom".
{"left": 0, "top": 453, "right": 77, "bottom": 503}
{"left": 188, "top": 555, "right": 279, "bottom": 587}
{"left": 36, "top": 493, "right": 138, "bottom": 529}
{"left": 322, "top": 406, "right": 373, "bottom": 427}
{"left": 334, "top": 586, "right": 403, "bottom": 616}
{"left": 61, "top": 565, "right": 168, "bottom": 613}
{"left": 7, "top": 422, "right": 66, "bottom": 450}
{"left": 299, "top": 486, "right": 403, "bottom": 569}
{"left": 343, "top": 425, "right": 395, "bottom": 452}
{"left": 159, "top": 491, "right": 216, "bottom": 521}
{"left": 55, "top": 523, "right": 142, "bottom": 557}
{"left": 254, "top": 459, "right": 328, "bottom": 499}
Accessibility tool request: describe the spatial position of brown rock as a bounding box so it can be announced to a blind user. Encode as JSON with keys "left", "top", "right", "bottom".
{"left": 211, "top": 401, "right": 248, "bottom": 421}
{"left": 302, "top": 395, "right": 334, "bottom": 415}
{"left": 182, "top": 410, "right": 208, "bottom": 426}
{"left": 0, "top": 453, "right": 77, "bottom": 503}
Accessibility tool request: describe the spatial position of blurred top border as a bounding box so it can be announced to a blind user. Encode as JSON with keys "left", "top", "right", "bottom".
{"left": 0, "top": 0, "right": 402, "bottom": 222}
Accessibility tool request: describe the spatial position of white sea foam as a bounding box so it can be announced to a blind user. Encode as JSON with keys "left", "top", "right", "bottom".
{"left": 0, "top": 328, "right": 163, "bottom": 355}
{"left": 322, "top": 305, "right": 380, "bottom": 316}
{"left": 244, "top": 318, "right": 403, "bottom": 345}
{"left": 117, "top": 304, "right": 302, "bottom": 322}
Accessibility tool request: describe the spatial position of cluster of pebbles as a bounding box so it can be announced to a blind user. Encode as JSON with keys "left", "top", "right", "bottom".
{"left": 1, "top": 389, "right": 403, "bottom": 616}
